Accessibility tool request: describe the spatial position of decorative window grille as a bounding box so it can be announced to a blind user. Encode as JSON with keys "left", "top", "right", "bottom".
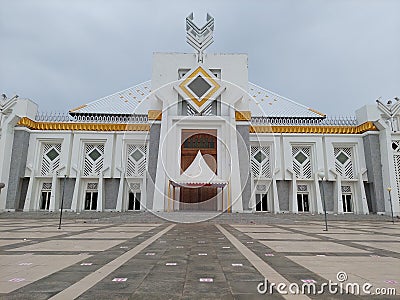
{"left": 341, "top": 185, "right": 352, "bottom": 193}
{"left": 40, "top": 143, "right": 61, "bottom": 176}
{"left": 297, "top": 184, "right": 308, "bottom": 192}
{"left": 334, "top": 147, "right": 354, "bottom": 179}
{"left": 42, "top": 182, "right": 52, "bottom": 190}
{"left": 126, "top": 145, "right": 147, "bottom": 177}
{"left": 129, "top": 183, "right": 141, "bottom": 192}
{"left": 392, "top": 140, "right": 400, "bottom": 202}
{"left": 250, "top": 146, "right": 271, "bottom": 178}
{"left": 292, "top": 146, "right": 312, "bottom": 179}
{"left": 87, "top": 182, "right": 98, "bottom": 190}
{"left": 83, "top": 144, "right": 104, "bottom": 176}
{"left": 256, "top": 184, "right": 267, "bottom": 192}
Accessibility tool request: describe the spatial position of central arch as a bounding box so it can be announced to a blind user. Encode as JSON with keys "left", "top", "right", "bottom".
{"left": 180, "top": 129, "right": 218, "bottom": 211}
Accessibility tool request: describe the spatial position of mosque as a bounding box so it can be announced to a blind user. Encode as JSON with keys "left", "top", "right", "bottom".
{"left": 0, "top": 14, "right": 398, "bottom": 216}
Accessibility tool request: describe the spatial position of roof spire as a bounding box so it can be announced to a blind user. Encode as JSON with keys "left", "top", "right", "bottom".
{"left": 185, "top": 13, "right": 214, "bottom": 63}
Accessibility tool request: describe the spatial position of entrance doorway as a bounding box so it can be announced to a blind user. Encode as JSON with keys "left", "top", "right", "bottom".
{"left": 180, "top": 130, "right": 217, "bottom": 211}
{"left": 297, "top": 193, "right": 310, "bottom": 212}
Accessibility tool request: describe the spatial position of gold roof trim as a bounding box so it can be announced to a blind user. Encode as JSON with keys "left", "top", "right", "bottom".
{"left": 250, "top": 121, "right": 378, "bottom": 134}
{"left": 307, "top": 108, "right": 326, "bottom": 117}
{"left": 148, "top": 110, "right": 162, "bottom": 121}
{"left": 235, "top": 111, "right": 252, "bottom": 121}
{"left": 17, "top": 117, "right": 150, "bottom": 131}
{"left": 69, "top": 104, "right": 88, "bottom": 113}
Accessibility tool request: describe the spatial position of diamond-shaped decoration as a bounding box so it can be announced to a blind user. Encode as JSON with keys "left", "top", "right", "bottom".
{"left": 392, "top": 142, "right": 398, "bottom": 151}
{"left": 336, "top": 152, "right": 349, "bottom": 164}
{"left": 295, "top": 152, "right": 308, "bottom": 164}
{"left": 46, "top": 148, "right": 59, "bottom": 161}
{"left": 254, "top": 151, "right": 266, "bottom": 163}
{"left": 131, "top": 149, "right": 144, "bottom": 162}
{"left": 188, "top": 76, "right": 211, "bottom": 98}
{"left": 179, "top": 66, "right": 221, "bottom": 110}
{"left": 88, "top": 149, "right": 101, "bottom": 161}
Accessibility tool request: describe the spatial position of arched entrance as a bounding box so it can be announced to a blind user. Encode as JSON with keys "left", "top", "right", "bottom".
{"left": 180, "top": 129, "right": 218, "bottom": 210}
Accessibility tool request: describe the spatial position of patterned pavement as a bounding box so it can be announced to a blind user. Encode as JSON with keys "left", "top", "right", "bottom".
{"left": 0, "top": 215, "right": 399, "bottom": 299}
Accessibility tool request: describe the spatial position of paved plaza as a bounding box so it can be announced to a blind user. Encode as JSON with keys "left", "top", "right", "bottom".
{"left": 0, "top": 213, "right": 399, "bottom": 299}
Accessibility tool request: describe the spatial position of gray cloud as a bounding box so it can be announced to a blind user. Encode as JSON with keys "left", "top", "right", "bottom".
{"left": 1, "top": 0, "right": 399, "bottom": 116}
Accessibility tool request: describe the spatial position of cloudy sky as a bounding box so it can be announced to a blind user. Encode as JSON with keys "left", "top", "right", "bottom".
{"left": 1, "top": 0, "right": 399, "bottom": 116}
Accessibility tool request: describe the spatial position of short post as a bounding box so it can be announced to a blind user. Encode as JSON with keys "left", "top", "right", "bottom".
{"left": 318, "top": 171, "right": 328, "bottom": 231}
{"left": 58, "top": 175, "right": 67, "bottom": 229}
{"left": 387, "top": 187, "right": 395, "bottom": 224}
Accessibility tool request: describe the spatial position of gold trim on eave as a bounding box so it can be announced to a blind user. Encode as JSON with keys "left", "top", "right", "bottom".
{"left": 69, "top": 104, "right": 87, "bottom": 113}
{"left": 235, "top": 111, "right": 251, "bottom": 121}
{"left": 308, "top": 108, "right": 326, "bottom": 117}
{"left": 250, "top": 121, "right": 378, "bottom": 134}
{"left": 148, "top": 110, "right": 162, "bottom": 121}
{"left": 17, "top": 117, "right": 150, "bottom": 131}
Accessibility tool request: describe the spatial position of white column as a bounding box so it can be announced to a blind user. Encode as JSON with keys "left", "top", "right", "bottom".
{"left": 116, "top": 171, "right": 125, "bottom": 212}
{"left": 313, "top": 174, "right": 324, "bottom": 214}
{"left": 271, "top": 177, "right": 280, "bottom": 213}
{"left": 71, "top": 170, "right": 81, "bottom": 212}
{"left": 48, "top": 173, "right": 58, "bottom": 212}
{"left": 23, "top": 168, "right": 36, "bottom": 211}
{"left": 287, "top": 169, "right": 298, "bottom": 213}
{"left": 97, "top": 173, "right": 104, "bottom": 212}
{"left": 357, "top": 172, "right": 370, "bottom": 214}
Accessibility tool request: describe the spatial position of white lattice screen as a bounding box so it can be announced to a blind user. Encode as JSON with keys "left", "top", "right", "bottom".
{"left": 83, "top": 144, "right": 104, "bottom": 176}
{"left": 292, "top": 146, "right": 312, "bottom": 179}
{"left": 186, "top": 101, "right": 214, "bottom": 116}
{"left": 392, "top": 140, "right": 400, "bottom": 202}
{"left": 334, "top": 147, "right": 354, "bottom": 179}
{"left": 126, "top": 145, "right": 147, "bottom": 177}
{"left": 40, "top": 143, "right": 61, "bottom": 176}
{"left": 250, "top": 146, "right": 271, "bottom": 178}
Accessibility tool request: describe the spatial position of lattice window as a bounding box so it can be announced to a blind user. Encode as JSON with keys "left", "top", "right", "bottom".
{"left": 341, "top": 185, "right": 351, "bottom": 193}
{"left": 292, "top": 146, "right": 312, "bottom": 179}
{"left": 392, "top": 141, "right": 400, "bottom": 153}
{"left": 297, "top": 184, "right": 308, "bottom": 192}
{"left": 250, "top": 146, "right": 271, "bottom": 178}
{"left": 87, "top": 182, "right": 98, "bottom": 190}
{"left": 40, "top": 143, "right": 61, "bottom": 176}
{"left": 393, "top": 140, "right": 400, "bottom": 202}
{"left": 126, "top": 145, "right": 147, "bottom": 177}
{"left": 256, "top": 184, "right": 267, "bottom": 192}
{"left": 83, "top": 144, "right": 104, "bottom": 176}
{"left": 334, "top": 147, "right": 354, "bottom": 179}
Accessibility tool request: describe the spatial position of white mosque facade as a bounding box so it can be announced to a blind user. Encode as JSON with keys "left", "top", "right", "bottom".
{"left": 0, "top": 15, "right": 399, "bottom": 216}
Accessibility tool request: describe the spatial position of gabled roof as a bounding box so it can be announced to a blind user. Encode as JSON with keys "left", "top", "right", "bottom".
{"left": 69, "top": 80, "right": 324, "bottom": 118}
{"left": 248, "top": 82, "right": 325, "bottom": 118}
{"left": 69, "top": 81, "right": 151, "bottom": 115}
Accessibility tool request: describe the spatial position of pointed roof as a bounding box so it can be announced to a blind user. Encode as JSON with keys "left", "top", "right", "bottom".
{"left": 69, "top": 80, "right": 324, "bottom": 118}
{"left": 174, "top": 151, "right": 226, "bottom": 186}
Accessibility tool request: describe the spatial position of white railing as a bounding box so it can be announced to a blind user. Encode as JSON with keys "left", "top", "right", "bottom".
{"left": 35, "top": 112, "right": 148, "bottom": 124}
{"left": 251, "top": 116, "right": 358, "bottom": 126}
